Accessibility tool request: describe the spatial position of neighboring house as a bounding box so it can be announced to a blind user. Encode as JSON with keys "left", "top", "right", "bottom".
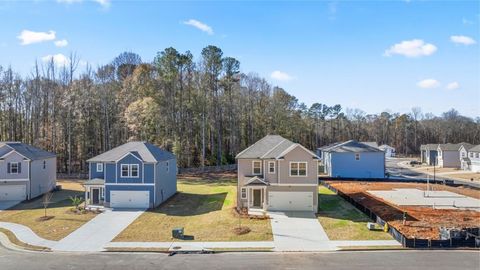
{"left": 236, "top": 135, "right": 319, "bottom": 212}
{"left": 437, "top": 143, "right": 473, "bottom": 168}
{"left": 316, "top": 142, "right": 340, "bottom": 162}
{"left": 420, "top": 144, "right": 439, "bottom": 165}
{"left": 0, "top": 142, "right": 56, "bottom": 201}
{"left": 459, "top": 144, "right": 475, "bottom": 171}
{"left": 361, "top": 141, "right": 379, "bottom": 149}
{"left": 379, "top": 144, "right": 396, "bottom": 158}
{"left": 323, "top": 140, "right": 385, "bottom": 178}
{"left": 467, "top": 145, "right": 480, "bottom": 172}
{"left": 84, "top": 141, "right": 177, "bottom": 209}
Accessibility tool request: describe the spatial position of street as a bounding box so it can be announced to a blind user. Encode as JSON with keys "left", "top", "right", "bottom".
{"left": 0, "top": 244, "right": 478, "bottom": 270}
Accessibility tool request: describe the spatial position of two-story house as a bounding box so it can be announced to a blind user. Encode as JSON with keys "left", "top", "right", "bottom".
{"left": 84, "top": 141, "right": 177, "bottom": 209}
{"left": 466, "top": 145, "right": 480, "bottom": 172}
{"left": 437, "top": 143, "right": 473, "bottom": 168}
{"left": 236, "top": 135, "right": 319, "bottom": 212}
{"left": 0, "top": 142, "right": 56, "bottom": 201}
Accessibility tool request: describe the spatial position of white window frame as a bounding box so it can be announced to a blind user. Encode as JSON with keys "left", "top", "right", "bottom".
{"left": 97, "top": 163, "right": 104, "bottom": 172}
{"left": 130, "top": 164, "right": 139, "bottom": 177}
{"left": 289, "top": 161, "right": 307, "bottom": 177}
{"left": 252, "top": 161, "right": 262, "bottom": 175}
{"left": 241, "top": 187, "right": 247, "bottom": 199}
{"left": 268, "top": 161, "right": 275, "bottom": 174}
{"left": 121, "top": 164, "right": 129, "bottom": 177}
{"left": 355, "top": 153, "right": 360, "bottom": 160}
{"left": 10, "top": 162, "right": 19, "bottom": 174}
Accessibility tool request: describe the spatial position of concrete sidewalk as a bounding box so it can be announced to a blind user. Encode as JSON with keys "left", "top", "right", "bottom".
{"left": 52, "top": 209, "right": 144, "bottom": 252}
{"left": 0, "top": 222, "right": 56, "bottom": 248}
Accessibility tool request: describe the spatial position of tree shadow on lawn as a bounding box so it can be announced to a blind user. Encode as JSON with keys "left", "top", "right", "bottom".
{"left": 150, "top": 192, "right": 228, "bottom": 216}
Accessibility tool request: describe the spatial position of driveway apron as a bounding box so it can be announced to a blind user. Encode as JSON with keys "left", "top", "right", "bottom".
{"left": 269, "top": 211, "right": 337, "bottom": 251}
{"left": 52, "top": 209, "right": 144, "bottom": 252}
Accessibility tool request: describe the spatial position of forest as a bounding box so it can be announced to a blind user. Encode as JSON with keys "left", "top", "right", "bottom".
{"left": 0, "top": 45, "right": 479, "bottom": 173}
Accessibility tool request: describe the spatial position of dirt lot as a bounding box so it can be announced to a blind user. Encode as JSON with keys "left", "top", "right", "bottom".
{"left": 326, "top": 181, "right": 480, "bottom": 240}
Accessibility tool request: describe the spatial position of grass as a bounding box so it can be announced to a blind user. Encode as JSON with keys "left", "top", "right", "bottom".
{"left": 114, "top": 176, "right": 273, "bottom": 242}
{"left": 0, "top": 228, "right": 50, "bottom": 251}
{"left": 0, "top": 180, "right": 98, "bottom": 241}
{"left": 317, "top": 186, "right": 392, "bottom": 241}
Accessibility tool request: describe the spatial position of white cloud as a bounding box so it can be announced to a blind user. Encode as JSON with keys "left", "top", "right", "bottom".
{"left": 42, "top": 53, "right": 70, "bottom": 67}
{"left": 417, "top": 79, "right": 440, "bottom": 89}
{"left": 54, "top": 39, "right": 68, "bottom": 47}
{"left": 271, "top": 70, "right": 294, "bottom": 81}
{"left": 450, "top": 35, "right": 476, "bottom": 45}
{"left": 384, "top": 39, "right": 437, "bottom": 57}
{"left": 17, "top": 30, "right": 56, "bottom": 45}
{"left": 446, "top": 82, "right": 460, "bottom": 90}
{"left": 183, "top": 19, "right": 214, "bottom": 35}
{"left": 93, "top": 0, "right": 110, "bottom": 8}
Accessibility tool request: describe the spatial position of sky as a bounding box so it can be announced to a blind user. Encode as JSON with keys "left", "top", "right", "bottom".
{"left": 1, "top": 0, "right": 479, "bottom": 118}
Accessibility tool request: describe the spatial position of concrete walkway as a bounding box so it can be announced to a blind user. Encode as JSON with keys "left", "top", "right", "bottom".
{"left": 52, "top": 209, "right": 144, "bottom": 252}
{"left": 268, "top": 211, "right": 337, "bottom": 252}
{"left": 0, "top": 201, "right": 21, "bottom": 212}
{"left": 0, "top": 222, "right": 56, "bottom": 248}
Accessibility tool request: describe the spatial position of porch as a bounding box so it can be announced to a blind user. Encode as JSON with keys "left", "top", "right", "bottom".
{"left": 83, "top": 178, "right": 105, "bottom": 207}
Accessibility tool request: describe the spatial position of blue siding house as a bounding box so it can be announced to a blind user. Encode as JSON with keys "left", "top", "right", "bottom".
{"left": 323, "top": 140, "right": 385, "bottom": 178}
{"left": 84, "top": 141, "right": 177, "bottom": 209}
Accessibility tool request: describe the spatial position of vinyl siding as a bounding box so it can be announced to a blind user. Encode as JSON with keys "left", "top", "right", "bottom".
{"left": 0, "top": 151, "right": 29, "bottom": 180}
{"left": 327, "top": 152, "right": 385, "bottom": 178}
{"left": 116, "top": 154, "right": 143, "bottom": 184}
{"left": 89, "top": 162, "right": 105, "bottom": 179}
{"left": 277, "top": 146, "right": 318, "bottom": 185}
{"left": 438, "top": 151, "right": 460, "bottom": 168}
{"left": 154, "top": 159, "right": 177, "bottom": 207}
{"left": 29, "top": 158, "right": 56, "bottom": 199}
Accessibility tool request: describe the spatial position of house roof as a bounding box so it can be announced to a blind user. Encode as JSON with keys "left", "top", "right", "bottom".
{"left": 0, "top": 142, "right": 56, "bottom": 160}
{"left": 317, "top": 142, "right": 342, "bottom": 151}
{"left": 469, "top": 145, "right": 480, "bottom": 152}
{"left": 361, "top": 141, "right": 379, "bottom": 148}
{"left": 87, "top": 141, "right": 175, "bottom": 163}
{"left": 245, "top": 176, "right": 269, "bottom": 186}
{"left": 83, "top": 178, "right": 105, "bottom": 186}
{"left": 379, "top": 144, "right": 394, "bottom": 150}
{"left": 420, "top": 144, "right": 439, "bottom": 151}
{"left": 236, "top": 135, "right": 317, "bottom": 159}
{"left": 438, "top": 143, "right": 473, "bottom": 151}
{"left": 323, "top": 140, "right": 383, "bottom": 153}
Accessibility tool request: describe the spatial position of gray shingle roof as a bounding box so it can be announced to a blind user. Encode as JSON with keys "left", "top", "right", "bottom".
{"left": 83, "top": 178, "right": 105, "bottom": 185}
{"left": 438, "top": 143, "right": 473, "bottom": 151}
{"left": 420, "top": 144, "right": 439, "bottom": 151}
{"left": 236, "top": 135, "right": 317, "bottom": 159}
{"left": 87, "top": 141, "right": 175, "bottom": 163}
{"left": 0, "top": 142, "right": 56, "bottom": 160}
{"left": 323, "top": 140, "right": 383, "bottom": 153}
{"left": 361, "top": 141, "right": 379, "bottom": 148}
{"left": 468, "top": 145, "right": 480, "bottom": 152}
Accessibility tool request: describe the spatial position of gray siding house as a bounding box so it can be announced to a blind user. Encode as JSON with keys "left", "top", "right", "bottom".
{"left": 323, "top": 140, "right": 385, "bottom": 178}
{"left": 437, "top": 143, "right": 473, "bottom": 168}
{"left": 420, "top": 144, "right": 439, "bottom": 165}
{"left": 236, "top": 135, "right": 319, "bottom": 212}
{"left": 467, "top": 145, "right": 480, "bottom": 172}
{"left": 0, "top": 142, "right": 56, "bottom": 201}
{"left": 84, "top": 141, "right": 177, "bottom": 209}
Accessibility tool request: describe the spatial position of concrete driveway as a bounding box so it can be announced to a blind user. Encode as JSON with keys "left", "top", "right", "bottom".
{"left": 0, "top": 201, "right": 21, "bottom": 212}
{"left": 268, "top": 211, "right": 337, "bottom": 251}
{"left": 53, "top": 209, "right": 144, "bottom": 252}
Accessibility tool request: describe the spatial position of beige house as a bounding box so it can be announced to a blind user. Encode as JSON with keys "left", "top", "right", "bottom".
{"left": 236, "top": 135, "right": 319, "bottom": 212}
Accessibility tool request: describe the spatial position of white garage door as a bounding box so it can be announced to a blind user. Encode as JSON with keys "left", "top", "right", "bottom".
{"left": 110, "top": 191, "right": 149, "bottom": 209}
{"left": 268, "top": 191, "right": 313, "bottom": 211}
{"left": 0, "top": 185, "right": 26, "bottom": 201}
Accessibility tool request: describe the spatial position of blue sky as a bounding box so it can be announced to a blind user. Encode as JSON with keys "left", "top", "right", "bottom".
{"left": 1, "top": 0, "right": 479, "bottom": 117}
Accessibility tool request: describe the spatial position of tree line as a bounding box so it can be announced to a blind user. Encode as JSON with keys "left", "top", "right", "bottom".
{"left": 1, "top": 46, "right": 479, "bottom": 173}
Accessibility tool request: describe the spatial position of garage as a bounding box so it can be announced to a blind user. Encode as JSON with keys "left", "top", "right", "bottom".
{"left": 0, "top": 185, "right": 26, "bottom": 201}
{"left": 268, "top": 191, "right": 314, "bottom": 211}
{"left": 110, "top": 190, "right": 150, "bottom": 209}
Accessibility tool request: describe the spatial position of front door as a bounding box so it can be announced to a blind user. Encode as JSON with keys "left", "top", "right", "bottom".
{"left": 92, "top": 188, "right": 100, "bottom": 205}
{"left": 253, "top": 189, "right": 261, "bottom": 207}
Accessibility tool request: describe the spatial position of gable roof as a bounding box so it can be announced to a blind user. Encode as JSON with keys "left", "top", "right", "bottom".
{"left": 323, "top": 140, "right": 383, "bottom": 153}
{"left": 438, "top": 143, "right": 473, "bottom": 151}
{"left": 468, "top": 145, "right": 480, "bottom": 153}
{"left": 420, "top": 144, "right": 439, "bottom": 151}
{"left": 87, "top": 141, "right": 175, "bottom": 163}
{"left": 236, "top": 135, "right": 318, "bottom": 159}
{"left": 0, "top": 142, "right": 56, "bottom": 160}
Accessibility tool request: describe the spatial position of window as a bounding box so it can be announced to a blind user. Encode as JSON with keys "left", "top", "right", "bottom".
{"left": 461, "top": 152, "right": 466, "bottom": 158}
{"left": 290, "top": 162, "right": 307, "bottom": 176}
{"left": 9, "top": 162, "right": 19, "bottom": 174}
{"left": 121, "top": 164, "right": 129, "bottom": 177}
{"left": 166, "top": 161, "right": 169, "bottom": 173}
{"left": 130, "top": 164, "right": 139, "bottom": 177}
{"left": 97, "top": 163, "right": 103, "bottom": 172}
{"left": 252, "top": 161, "right": 262, "bottom": 175}
{"left": 43, "top": 160, "right": 46, "bottom": 169}
{"left": 241, "top": 187, "right": 247, "bottom": 199}
{"left": 101, "top": 188, "right": 105, "bottom": 199}
{"left": 268, "top": 161, "right": 275, "bottom": 174}
{"left": 477, "top": 153, "right": 479, "bottom": 158}
{"left": 355, "top": 153, "right": 360, "bottom": 160}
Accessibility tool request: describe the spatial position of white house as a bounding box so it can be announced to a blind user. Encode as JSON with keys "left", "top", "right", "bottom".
{"left": 437, "top": 143, "right": 473, "bottom": 168}
{"left": 323, "top": 140, "right": 385, "bottom": 178}
{"left": 379, "top": 144, "right": 396, "bottom": 158}
{"left": 465, "top": 145, "right": 480, "bottom": 172}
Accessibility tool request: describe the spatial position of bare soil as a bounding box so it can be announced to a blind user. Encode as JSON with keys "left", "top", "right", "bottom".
{"left": 326, "top": 181, "right": 480, "bottom": 240}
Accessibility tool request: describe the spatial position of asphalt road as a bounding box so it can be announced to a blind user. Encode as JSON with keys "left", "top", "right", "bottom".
{"left": 0, "top": 245, "right": 479, "bottom": 270}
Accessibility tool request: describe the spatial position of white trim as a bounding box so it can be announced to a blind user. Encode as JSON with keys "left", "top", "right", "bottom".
{"left": 289, "top": 161, "right": 308, "bottom": 177}
{"left": 115, "top": 152, "right": 143, "bottom": 163}
{"left": 96, "top": 163, "right": 104, "bottom": 172}
{"left": 251, "top": 160, "right": 262, "bottom": 175}
{"left": 9, "top": 162, "right": 19, "bottom": 174}
{"left": 130, "top": 164, "right": 139, "bottom": 177}
{"left": 240, "top": 187, "right": 247, "bottom": 199}
{"left": 275, "top": 143, "right": 319, "bottom": 160}
{"left": 120, "top": 164, "right": 130, "bottom": 177}
{"left": 142, "top": 163, "right": 144, "bottom": 183}
{"left": 268, "top": 161, "right": 275, "bottom": 174}
{"left": 105, "top": 183, "right": 155, "bottom": 186}
{"left": 0, "top": 149, "right": 31, "bottom": 161}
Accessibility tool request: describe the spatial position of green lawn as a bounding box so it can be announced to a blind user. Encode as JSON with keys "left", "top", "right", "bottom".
{"left": 0, "top": 180, "right": 98, "bottom": 241}
{"left": 114, "top": 175, "right": 273, "bottom": 242}
{"left": 317, "top": 186, "right": 392, "bottom": 240}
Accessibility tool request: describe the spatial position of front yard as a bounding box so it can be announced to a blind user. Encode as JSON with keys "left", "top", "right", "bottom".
{"left": 317, "top": 186, "right": 392, "bottom": 240}
{"left": 0, "top": 180, "right": 97, "bottom": 241}
{"left": 114, "top": 174, "right": 273, "bottom": 242}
